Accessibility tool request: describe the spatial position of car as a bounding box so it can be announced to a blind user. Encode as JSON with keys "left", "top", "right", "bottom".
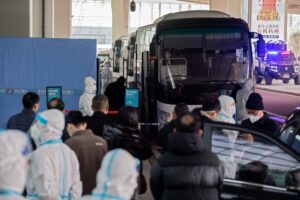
{"left": 203, "top": 121, "right": 300, "bottom": 200}
{"left": 280, "top": 107, "right": 300, "bottom": 155}
{"left": 255, "top": 40, "right": 300, "bottom": 85}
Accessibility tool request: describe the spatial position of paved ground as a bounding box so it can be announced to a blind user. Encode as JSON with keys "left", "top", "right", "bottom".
{"left": 256, "top": 88, "right": 300, "bottom": 118}
{"left": 256, "top": 80, "right": 300, "bottom": 96}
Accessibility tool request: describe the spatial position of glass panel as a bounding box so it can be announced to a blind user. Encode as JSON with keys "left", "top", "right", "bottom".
{"left": 72, "top": 0, "right": 112, "bottom": 52}
{"left": 128, "top": 0, "right": 210, "bottom": 33}
{"left": 211, "top": 126, "right": 300, "bottom": 188}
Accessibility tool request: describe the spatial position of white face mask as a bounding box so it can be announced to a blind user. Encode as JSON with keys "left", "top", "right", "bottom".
{"left": 249, "top": 114, "right": 261, "bottom": 123}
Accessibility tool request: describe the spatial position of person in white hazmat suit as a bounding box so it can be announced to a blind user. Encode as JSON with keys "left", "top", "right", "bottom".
{"left": 216, "top": 95, "right": 241, "bottom": 179}
{"left": 82, "top": 149, "right": 139, "bottom": 200}
{"left": 236, "top": 79, "right": 254, "bottom": 122}
{"left": 216, "top": 95, "right": 236, "bottom": 124}
{"left": 101, "top": 60, "right": 113, "bottom": 94}
{"left": 26, "top": 109, "right": 82, "bottom": 200}
{"left": 0, "top": 130, "right": 31, "bottom": 200}
{"left": 79, "top": 77, "right": 97, "bottom": 117}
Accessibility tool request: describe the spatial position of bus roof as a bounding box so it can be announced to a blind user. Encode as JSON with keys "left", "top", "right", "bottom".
{"left": 154, "top": 10, "right": 231, "bottom": 23}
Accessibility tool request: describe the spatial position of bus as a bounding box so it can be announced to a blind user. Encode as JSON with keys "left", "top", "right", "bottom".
{"left": 112, "top": 10, "right": 265, "bottom": 125}
{"left": 112, "top": 33, "right": 136, "bottom": 83}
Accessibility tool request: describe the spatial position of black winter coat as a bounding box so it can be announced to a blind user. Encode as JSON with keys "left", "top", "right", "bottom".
{"left": 157, "top": 120, "right": 176, "bottom": 153}
{"left": 85, "top": 111, "right": 108, "bottom": 137}
{"left": 102, "top": 123, "right": 152, "bottom": 160}
{"left": 241, "top": 113, "right": 281, "bottom": 138}
{"left": 150, "top": 131, "right": 224, "bottom": 200}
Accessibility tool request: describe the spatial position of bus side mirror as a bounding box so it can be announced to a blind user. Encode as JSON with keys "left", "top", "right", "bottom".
{"left": 257, "top": 37, "right": 266, "bottom": 58}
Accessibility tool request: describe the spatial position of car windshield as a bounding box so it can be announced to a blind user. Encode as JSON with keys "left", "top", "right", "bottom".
{"left": 158, "top": 29, "right": 250, "bottom": 89}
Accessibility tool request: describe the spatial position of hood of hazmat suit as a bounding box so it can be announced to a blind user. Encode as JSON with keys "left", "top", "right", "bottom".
{"left": 82, "top": 149, "right": 139, "bottom": 200}
{"left": 0, "top": 130, "right": 31, "bottom": 200}
{"left": 216, "top": 95, "right": 236, "bottom": 124}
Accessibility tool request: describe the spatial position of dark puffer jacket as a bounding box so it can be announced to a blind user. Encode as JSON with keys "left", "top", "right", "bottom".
{"left": 102, "top": 123, "right": 152, "bottom": 160}
{"left": 150, "top": 132, "right": 224, "bottom": 200}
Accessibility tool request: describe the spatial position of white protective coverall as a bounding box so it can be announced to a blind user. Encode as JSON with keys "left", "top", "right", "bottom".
{"left": 79, "top": 77, "right": 97, "bottom": 117}
{"left": 236, "top": 79, "right": 254, "bottom": 121}
{"left": 27, "top": 109, "right": 82, "bottom": 200}
{"left": 101, "top": 60, "right": 113, "bottom": 94}
{"left": 216, "top": 95, "right": 241, "bottom": 179}
{"left": 216, "top": 95, "right": 236, "bottom": 124}
{"left": 0, "top": 130, "right": 31, "bottom": 200}
{"left": 82, "top": 149, "right": 139, "bottom": 200}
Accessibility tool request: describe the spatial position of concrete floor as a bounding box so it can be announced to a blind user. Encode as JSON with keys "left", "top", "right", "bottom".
{"left": 256, "top": 80, "right": 300, "bottom": 95}
{"left": 136, "top": 161, "right": 154, "bottom": 200}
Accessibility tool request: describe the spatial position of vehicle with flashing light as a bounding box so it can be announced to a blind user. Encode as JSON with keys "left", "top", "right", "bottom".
{"left": 255, "top": 40, "right": 300, "bottom": 85}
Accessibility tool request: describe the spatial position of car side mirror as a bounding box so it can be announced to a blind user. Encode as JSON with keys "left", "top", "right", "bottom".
{"left": 286, "top": 169, "right": 300, "bottom": 191}
{"left": 257, "top": 37, "right": 266, "bottom": 58}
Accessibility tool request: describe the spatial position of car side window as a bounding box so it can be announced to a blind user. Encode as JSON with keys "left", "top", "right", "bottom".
{"left": 281, "top": 122, "right": 298, "bottom": 143}
{"left": 292, "top": 135, "right": 300, "bottom": 154}
{"left": 211, "top": 127, "right": 300, "bottom": 188}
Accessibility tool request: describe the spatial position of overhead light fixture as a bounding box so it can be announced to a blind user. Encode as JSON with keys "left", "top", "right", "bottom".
{"left": 130, "top": 0, "right": 136, "bottom": 12}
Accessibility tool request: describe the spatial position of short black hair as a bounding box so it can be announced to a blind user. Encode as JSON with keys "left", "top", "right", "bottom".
{"left": 192, "top": 107, "right": 202, "bottom": 119}
{"left": 66, "top": 111, "right": 86, "bottom": 127}
{"left": 202, "top": 97, "right": 221, "bottom": 112}
{"left": 176, "top": 113, "right": 196, "bottom": 133}
{"left": 92, "top": 95, "right": 109, "bottom": 111}
{"left": 118, "top": 106, "right": 139, "bottom": 128}
{"left": 47, "top": 98, "right": 65, "bottom": 111}
{"left": 174, "top": 103, "right": 189, "bottom": 118}
{"left": 22, "top": 92, "right": 40, "bottom": 109}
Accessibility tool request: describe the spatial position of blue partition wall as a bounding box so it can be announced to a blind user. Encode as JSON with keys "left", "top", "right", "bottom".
{"left": 0, "top": 37, "right": 96, "bottom": 128}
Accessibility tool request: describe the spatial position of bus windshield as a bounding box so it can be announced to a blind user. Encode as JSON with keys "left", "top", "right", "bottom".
{"left": 159, "top": 29, "right": 250, "bottom": 88}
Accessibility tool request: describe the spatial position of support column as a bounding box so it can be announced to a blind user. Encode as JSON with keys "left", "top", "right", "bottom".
{"left": 210, "top": 0, "right": 243, "bottom": 18}
{"left": 44, "top": 0, "right": 55, "bottom": 37}
{"left": 54, "top": 0, "right": 72, "bottom": 38}
{"left": 44, "top": 0, "right": 72, "bottom": 38}
{"left": 0, "top": 0, "right": 31, "bottom": 37}
{"left": 111, "top": 0, "right": 129, "bottom": 41}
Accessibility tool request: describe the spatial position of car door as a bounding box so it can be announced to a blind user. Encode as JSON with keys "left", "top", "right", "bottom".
{"left": 280, "top": 119, "right": 300, "bottom": 155}
{"left": 203, "top": 121, "right": 300, "bottom": 200}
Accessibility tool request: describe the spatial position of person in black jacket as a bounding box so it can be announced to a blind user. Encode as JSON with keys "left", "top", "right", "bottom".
{"left": 150, "top": 113, "right": 224, "bottom": 200}
{"left": 7, "top": 92, "right": 40, "bottom": 132}
{"left": 85, "top": 94, "right": 109, "bottom": 137}
{"left": 104, "top": 76, "right": 126, "bottom": 111}
{"left": 103, "top": 106, "right": 152, "bottom": 195}
{"left": 241, "top": 93, "right": 281, "bottom": 138}
{"left": 157, "top": 103, "right": 189, "bottom": 152}
{"left": 47, "top": 98, "right": 70, "bottom": 142}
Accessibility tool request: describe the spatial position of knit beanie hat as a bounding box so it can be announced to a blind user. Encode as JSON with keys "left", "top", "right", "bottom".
{"left": 246, "top": 93, "right": 264, "bottom": 110}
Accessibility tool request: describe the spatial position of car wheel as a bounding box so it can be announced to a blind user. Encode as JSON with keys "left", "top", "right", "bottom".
{"left": 294, "top": 76, "right": 300, "bottom": 85}
{"left": 255, "top": 76, "right": 263, "bottom": 84}
{"left": 283, "top": 79, "right": 290, "bottom": 84}
{"left": 255, "top": 70, "right": 263, "bottom": 84}
{"left": 264, "top": 71, "right": 273, "bottom": 85}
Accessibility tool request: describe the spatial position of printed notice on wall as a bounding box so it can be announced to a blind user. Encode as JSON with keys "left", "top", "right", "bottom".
{"left": 251, "top": 0, "right": 285, "bottom": 41}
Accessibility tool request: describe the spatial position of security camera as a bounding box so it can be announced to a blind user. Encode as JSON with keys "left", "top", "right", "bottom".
{"left": 130, "top": 0, "right": 136, "bottom": 12}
